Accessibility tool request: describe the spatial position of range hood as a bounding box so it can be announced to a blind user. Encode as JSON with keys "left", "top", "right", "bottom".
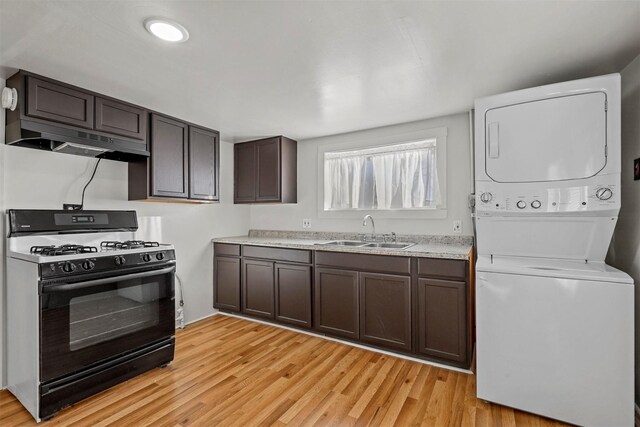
{"left": 5, "top": 119, "right": 150, "bottom": 162}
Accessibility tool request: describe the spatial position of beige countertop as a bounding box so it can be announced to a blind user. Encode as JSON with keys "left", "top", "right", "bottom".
{"left": 212, "top": 230, "right": 473, "bottom": 260}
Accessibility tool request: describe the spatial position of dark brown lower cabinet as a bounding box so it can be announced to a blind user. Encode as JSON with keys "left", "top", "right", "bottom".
{"left": 213, "top": 256, "right": 241, "bottom": 312}
{"left": 359, "top": 273, "right": 411, "bottom": 351}
{"left": 314, "top": 268, "right": 359, "bottom": 339}
{"left": 417, "top": 278, "right": 467, "bottom": 363}
{"left": 242, "top": 259, "right": 275, "bottom": 319}
{"left": 275, "top": 263, "right": 312, "bottom": 328}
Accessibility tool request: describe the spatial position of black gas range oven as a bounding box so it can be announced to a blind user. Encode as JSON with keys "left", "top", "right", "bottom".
{"left": 5, "top": 210, "right": 176, "bottom": 421}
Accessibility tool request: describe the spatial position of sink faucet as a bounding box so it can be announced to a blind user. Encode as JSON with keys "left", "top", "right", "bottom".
{"left": 362, "top": 215, "right": 375, "bottom": 239}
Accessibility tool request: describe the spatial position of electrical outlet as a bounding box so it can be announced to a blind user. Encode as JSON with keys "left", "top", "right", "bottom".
{"left": 453, "top": 220, "right": 462, "bottom": 234}
{"left": 302, "top": 219, "right": 311, "bottom": 229}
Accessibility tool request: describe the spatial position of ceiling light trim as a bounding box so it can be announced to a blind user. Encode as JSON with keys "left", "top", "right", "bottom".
{"left": 143, "top": 17, "right": 190, "bottom": 43}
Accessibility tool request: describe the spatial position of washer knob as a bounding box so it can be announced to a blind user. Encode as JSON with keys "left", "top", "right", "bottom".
{"left": 516, "top": 200, "right": 526, "bottom": 209}
{"left": 531, "top": 200, "right": 542, "bottom": 209}
{"left": 480, "top": 192, "right": 493, "bottom": 203}
{"left": 81, "top": 260, "right": 95, "bottom": 271}
{"left": 595, "top": 188, "right": 613, "bottom": 200}
{"left": 62, "top": 262, "right": 76, "bottom": 273}
{"left": 114, "top": 256, "right": 126, "bottom": 266}
{"left": 142, "top": 253, "right": 152, "bottom": 262}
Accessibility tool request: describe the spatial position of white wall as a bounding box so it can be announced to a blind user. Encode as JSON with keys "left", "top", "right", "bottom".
{"left": 0, "top": 113, "right": 251, "bottom": 385}
{"left": 250, "top": 112, "right": 474, "bottom": 236}
{"left": 607, "top": 53, "right": 640, "bottom": 405}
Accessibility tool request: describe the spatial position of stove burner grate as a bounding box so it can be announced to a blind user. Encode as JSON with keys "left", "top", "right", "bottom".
{"left": 31, "top": 245, "right": 99, "bottom": 256}
{"left": 100, "top": 240, "right": 160, "bottom": 250}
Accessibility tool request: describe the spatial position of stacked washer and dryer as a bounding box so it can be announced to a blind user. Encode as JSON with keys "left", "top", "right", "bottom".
{"left": 474, "top": 74, "right": 634, "bottom": 426}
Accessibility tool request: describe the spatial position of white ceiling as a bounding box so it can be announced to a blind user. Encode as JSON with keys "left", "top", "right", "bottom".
{"left": 1, "top": 1, "right": 639, "bottom": 142}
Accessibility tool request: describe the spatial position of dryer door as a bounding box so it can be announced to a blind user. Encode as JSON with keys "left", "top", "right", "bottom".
{"left": 485, "top": 92, "right": 607, "bottom": 183}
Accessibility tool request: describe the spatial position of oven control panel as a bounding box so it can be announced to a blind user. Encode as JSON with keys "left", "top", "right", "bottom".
{"left": 40, "top": 249, "right": 176, "bottom": 279}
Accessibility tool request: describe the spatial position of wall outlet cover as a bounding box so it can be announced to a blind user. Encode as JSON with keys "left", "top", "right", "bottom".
{"left": 634, "top": 158, "right": 640, "bottom": 181}
{"left": 453, "top": 220, "right": 462, "bottom": 234}
{"left": 302, "top": 219, "right": 311, "bottom": 229}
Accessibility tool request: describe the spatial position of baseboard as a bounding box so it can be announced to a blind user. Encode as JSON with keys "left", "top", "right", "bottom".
{"left": 217, "top": 312, "right": 473, "bottom": 375}
{"left": 182, "top": 311, "right": 220, "bottom": 328}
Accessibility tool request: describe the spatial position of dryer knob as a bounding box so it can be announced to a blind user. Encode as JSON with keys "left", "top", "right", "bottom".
{"left": 480, "top": 192, "right": 493, "bottom": 203}
{"left": 516, "top": 200, "right": 526, "bottom": 209}
{"left": 596, "top": 188, "right": 613, "bottom": 200}
{"left": 531, "top": 200, "right": 542, "bottom": 209}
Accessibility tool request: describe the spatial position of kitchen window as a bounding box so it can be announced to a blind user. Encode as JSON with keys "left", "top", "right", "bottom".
{"left": 324, "top": 139, "right": 441, "bottom": 211}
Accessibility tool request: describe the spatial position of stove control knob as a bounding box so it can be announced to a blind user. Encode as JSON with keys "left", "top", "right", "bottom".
{"left": 81, "top": 260, "right": 95, "bottom": 271}
{"left": 480, "top": 192, "right": 493, "bottom": 203}
{"left": 156, "top": 252, "right": 165, "bottom": 261}
{"left": 114, "top": 256, "right": 126, "bottom": 266}
{"left": 596, "top": 187, "right": 613, "bottom": 200}
{"left": 531, "top": 200, "right": 542, "bottom": 209}
{"left": 516, "top": 200, "right": 526, "bottom": 209}
{"left": 142, "top": 254, "right": 152, "bottom": 262}
{"left": 62, "top": 262, "right": 76, "bottom": 273}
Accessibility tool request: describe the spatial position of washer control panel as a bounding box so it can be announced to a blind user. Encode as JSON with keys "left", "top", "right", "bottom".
{"left": 476, "top": 183, "right": 618, "bottom": 214}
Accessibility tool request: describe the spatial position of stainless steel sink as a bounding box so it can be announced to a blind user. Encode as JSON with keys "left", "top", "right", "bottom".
{"left": 363, "top": 242, "right": 416, "bottom": 250}
{"left": 316, "top": 240, "right": 368, "bottom": 247}
{"left": 316, "top": 240, "right": 415, "bottom": 250}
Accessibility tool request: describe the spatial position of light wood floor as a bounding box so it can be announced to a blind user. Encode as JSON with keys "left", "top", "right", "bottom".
{"left": 0, "top": 314, "right": 570, "bottom": 427}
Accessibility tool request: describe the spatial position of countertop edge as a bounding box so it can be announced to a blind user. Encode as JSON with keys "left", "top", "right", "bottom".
{"left": 211, "top": 237, "right": 472, "bottom": 261}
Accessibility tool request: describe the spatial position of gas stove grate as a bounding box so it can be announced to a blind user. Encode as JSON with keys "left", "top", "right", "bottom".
{"left": 31, "top": 245, "right": 99, "bottom": 256}
{"left": 100, "top": 240, "right": 160, "bottom": 250}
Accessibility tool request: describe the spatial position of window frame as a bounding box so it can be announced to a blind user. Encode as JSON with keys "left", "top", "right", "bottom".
{"left": 317, "top": 126, "right": 447, "bottom": 220}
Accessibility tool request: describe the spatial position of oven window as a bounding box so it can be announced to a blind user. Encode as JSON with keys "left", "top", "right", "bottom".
{"left": 69, "top": 282, "right": 161, "bottom": 351}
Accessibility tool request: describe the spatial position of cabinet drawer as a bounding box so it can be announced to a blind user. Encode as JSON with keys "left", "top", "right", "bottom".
{"left": 418, "top": 258, "right": 466, "bottom": 279}
{"left": 242, "top": 245, "right": 311, "bottom": 264}
{"left": 315, "top": 251, "right": 410, "bottom": 275}
{"left": 214, "top": 243, "right": 240, "bottom": 257}
{"left": 95, "top": 97, "right": 147, "bottom": 140}
{"left": 26, "top": 76, "right": 94, "bottom": 129}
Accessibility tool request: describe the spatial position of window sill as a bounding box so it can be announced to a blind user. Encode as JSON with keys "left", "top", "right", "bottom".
{"left": 317, "top": 208, "right": 448, "bottom": 220}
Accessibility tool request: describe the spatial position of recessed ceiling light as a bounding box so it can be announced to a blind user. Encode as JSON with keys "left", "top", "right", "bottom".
{"left": 144, "top": 18, "right": 189, "bottom": 43}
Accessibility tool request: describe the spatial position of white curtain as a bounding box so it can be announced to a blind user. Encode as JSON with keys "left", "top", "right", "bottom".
{"left": 324, "top": 140, "right": 440, "bottom": 210}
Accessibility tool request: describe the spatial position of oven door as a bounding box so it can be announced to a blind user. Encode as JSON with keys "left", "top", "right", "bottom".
{"left": 40, "top": 264, "right": 175, "bottom": 382}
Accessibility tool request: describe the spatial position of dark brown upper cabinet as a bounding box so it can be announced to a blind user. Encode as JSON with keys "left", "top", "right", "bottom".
{"left": 26, "top": 76, "right": 95, "bottom": 129}
{"left": 95, "top": 97, "right": 147, "bottom": 141}
{"left": 129, "top": 114, "right": 220, "bottom": 203}
{"left": 189, "top": 126, "right": 219, "bottom": 201}
{"left": 5, "top": 71, "right": 149, "bottom": 161}
{"left": 234, "top": 136, "right": 297, "bottom": 204}
{"left": 150, "top": 115, "right": 189, "bottom": 198}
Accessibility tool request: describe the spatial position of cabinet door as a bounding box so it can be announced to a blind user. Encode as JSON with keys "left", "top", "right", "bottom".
{"left": 242, "top": 259, "right": 275, "bottom": 319}
{"left": 95, "top": 97, "right": 147, "bottom": 140}
{"left": 417, "top": 278, "right": 467, "bottom": 363}
{"left": 150, "top": 114, "right": 188, "bottom": 198}
{"left": 234, "top": 142, "right": 256, "bottom": 202}
{"left": 256, "top": 137, "right": 281, "bottom": 201}
{"left": 214, "top": 257, "right": 240, "bottom": 312}
{"left": 275, "top": 263, "right": 312, "bottom": 328}
{"left": 359, "top": 273, "right": 411, "bottom": 351}
{"left": 314, "top": 268, "right": 359, "bottom": 339}
{"left": 26, "top": 76, "right": 94, "bottom": 129}
{"left": 189, "top": 126, "right": 219, "bottom": 201}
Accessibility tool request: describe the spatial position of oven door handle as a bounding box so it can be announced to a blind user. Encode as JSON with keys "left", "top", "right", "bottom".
{"left": 42, "top": 266, "right": 176, "bottom": 293}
